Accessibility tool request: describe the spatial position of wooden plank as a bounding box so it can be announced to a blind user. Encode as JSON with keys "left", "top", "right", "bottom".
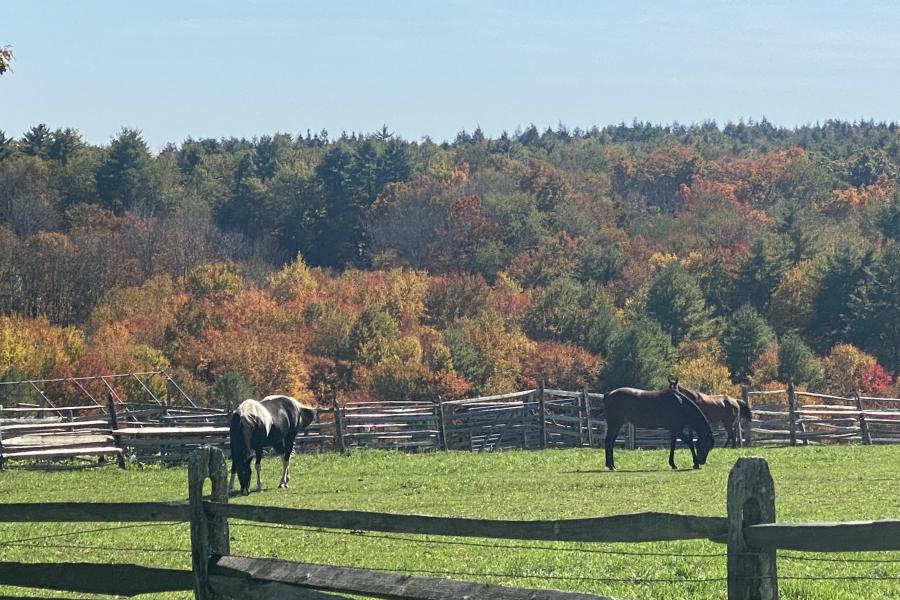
{"left": 0, "top": 561, "right": 192, "bottom": 596}
{"left": 210, "top": 555, "right": 613, "bottom": 600}
{"left": 208, "top": 502, "right": 726, "bottom": 543}
{"left": 0, "top": 446, "right": 123, "bottom": 460}
{"left": 0, "top": 501, "right": 189, "bottom": 522}
{"left": 0, "top": 420, "right": 109, "bottom": 434}
{"left": 744, "top": 519, "right": 900, "bottom": 552}
{"left": 1, "top": 431, "right": 112, "bottom": 444}
{"left": 441, "top": 390, "right": 535, "bottom": 405}
{"left": 543, "top": 388, "right": 582, "bottom": 398}
{"left": 344, "top": 429, "right": 439, "bottom": 437}
{"left": 793, "top": 391, "right": 852, "bottom": 402}
{"left": 115, "top": 426, "right": 229, "bottom": 437}
{"left": 747, "top": 389, "right": 787, "bottom": 396}
{"left": 0, "top": 404, "right": 105, "bottom": 413}
{"left": 210, "top": 570, "right": 355, "bottom": 599}
{"left": 1, "top": 439, "right": 117, "bottom": 454}
{"left": 342, "top": 419, "right": 439, "bottom": 427}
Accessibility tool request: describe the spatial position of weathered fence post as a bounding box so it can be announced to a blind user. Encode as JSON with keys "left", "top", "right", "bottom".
{"left": 583, "top": 386, "right": 593, "bottom": 448}
{"left": 520, "top": 390, "right": 529, "bottom": 449}
{"left": 855, "top": 393, "right": 872, "bottom": 445}
{"left": 107, "top": 393, "right": 126, "bottom": 468}
{"left": 626, "top": 423, "right": 635, "bottom": 450}
{"left": 0, "top": 425, "right": 5, "bottom": 471}
{"left": 166, "top": 377, "right": 175, "bottom": 406}
{"left": 189, "top": 446, "right": 230, "bottom": 600}
{"left": 741, "top": 386, "right": 752, "bottom": 448}
{"left": 538, "top": 382, "right": 547, "bottom": 449}
{"left": 787, "top": 382, "right": 797, "bottom": 447}
{"left": 332, "top": 396, "right": 347, "bottom": 454}
{"left": 437, "top": 397, "right": 449, "bottom": 451}
{"left": 727, "top": 457, "right": 778, "bottom": 600}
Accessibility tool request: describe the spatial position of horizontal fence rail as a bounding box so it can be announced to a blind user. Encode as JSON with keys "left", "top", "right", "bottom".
{"left": 0, "top": 501, "right": 189, "bottom": 522}
{"left": 744, "top": 520, "right": 900, "bottom": 552}
{"left": 209, "top": 503, "right": 727, "bottom": 543}
{"left": 209, "top": 555, "right": 613, "bottom": 600}
{"left": 1, "top": 447, "right": 898, "bottom": 600}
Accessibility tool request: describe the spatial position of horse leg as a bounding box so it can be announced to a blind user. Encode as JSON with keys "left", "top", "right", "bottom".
{"left": 279, "top": 438, "right": 295, "bottom": 489}
{"left": 604, "top": 417, "right": 624, "bottom": 471}
{"left": 723, "top": 417, "right": 734, "bottom": 448}
{"left": 680, "top": 431, "right": 700, "bottom": 469}
{"left": 254, "top": 452, "right": 263, "bottom": 492}
{"left": 668, "top": 432, "right": 678, "bottom": 470}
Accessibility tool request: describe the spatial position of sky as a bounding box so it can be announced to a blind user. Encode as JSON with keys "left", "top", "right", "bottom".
{"left": 3, "top": 0, "right": 900, "bottom": 150}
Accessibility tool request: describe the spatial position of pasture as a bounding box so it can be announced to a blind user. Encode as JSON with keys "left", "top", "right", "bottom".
{"left": 1, "top": 445, "right": 898, "bottom": 600}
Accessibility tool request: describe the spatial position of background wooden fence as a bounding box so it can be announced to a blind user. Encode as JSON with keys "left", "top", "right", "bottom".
{"left": 742, "top": 383, "right": 900, "bottom": 447}
{"left": 1, "top": 447, "right": 897, "bottom": 599}
{"left": 4, "top": 374, "right": 900, "bottom": 468}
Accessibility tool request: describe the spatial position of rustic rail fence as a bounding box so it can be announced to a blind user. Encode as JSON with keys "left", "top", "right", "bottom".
{"left": 4, "top": 376, "right": 900, "bottom": 469}
{"left": 742, "top": 382, "right": 900, "bottom": 448}
{"left": 1, "top": 447, "right": 897, "bottom": 599}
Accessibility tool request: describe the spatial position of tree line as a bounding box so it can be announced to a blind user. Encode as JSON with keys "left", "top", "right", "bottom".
{"left": 1, "top": 119, "right": 899, "bottom": 406}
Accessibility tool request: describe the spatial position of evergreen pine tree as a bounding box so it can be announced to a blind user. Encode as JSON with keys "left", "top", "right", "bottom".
{"left": 603, "top": 317, "right": 675, "bottom": 391}
{"left": 778, "top": 333, "right": 822, "bottom": 387}
{"left": 723, "top": 304, "right": 776, "bottom": 383}
{"left": 807, "top": 245, "right": 871, "bottom": 352}
{"left": 645, "top": 262, "right": 716, "bottom": 346}
{"left": 847, "top": 243, "right": 900, "bottom": 374}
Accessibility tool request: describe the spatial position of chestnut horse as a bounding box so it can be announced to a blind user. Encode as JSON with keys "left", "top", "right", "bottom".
{"left": 603, "top": 386, "right": 714, "bottom": 471}
{"left": 669, "top": 379, "right": 752, "bottom": 448}
{"left": 229, "top": 395, "right": 316, "bottom": 495}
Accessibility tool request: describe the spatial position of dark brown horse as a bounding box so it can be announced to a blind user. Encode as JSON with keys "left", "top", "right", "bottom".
{"left": 669, "top": 379, "right": 752, "bottom": 448}
{"left": 229, "top": 395, "right": 316, "bottom": 495}
{"left": 603, "top": 386, "right": 714, "bottom": 471}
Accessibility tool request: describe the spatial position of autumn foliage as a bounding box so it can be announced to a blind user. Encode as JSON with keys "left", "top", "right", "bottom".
{"left": 2, "top": 120, "right": 900, "bottom": 403}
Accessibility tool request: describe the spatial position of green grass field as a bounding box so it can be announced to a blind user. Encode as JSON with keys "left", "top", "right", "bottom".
{"left": 1, "top": 445, "right": 899, "bottom": 600}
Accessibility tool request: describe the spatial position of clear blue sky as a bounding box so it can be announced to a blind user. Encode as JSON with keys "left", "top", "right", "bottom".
{"left": 3, "top": 0, "right": 900, "bottom": 149}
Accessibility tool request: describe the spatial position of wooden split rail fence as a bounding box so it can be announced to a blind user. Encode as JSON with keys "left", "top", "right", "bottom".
{"left": 1, "top": 446, "right": 897, "bottom": 599}
{"left": 4, "top": 380, "right": 900, "bottom": 468}
{"left": 742, "top": 383, "right": 900, "bottom": 447}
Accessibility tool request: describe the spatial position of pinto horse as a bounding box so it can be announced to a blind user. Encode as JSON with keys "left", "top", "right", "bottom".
{"left": 603, "top": 386, "right": 714, "bottom": 471}
{"left": 229, "top": 395, "right": 316, "bottom": 495}
{"left": 669, "top": 381, "right": 752, "bottom": 448}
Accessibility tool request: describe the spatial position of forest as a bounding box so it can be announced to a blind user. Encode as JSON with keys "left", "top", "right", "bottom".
{"left": 1, "top": 119, "right": 899, "bottom": 407}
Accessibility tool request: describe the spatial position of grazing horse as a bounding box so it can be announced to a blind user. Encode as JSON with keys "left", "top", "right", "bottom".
{"left": 229, "top": 395, "right": 316, "bottom": 495}
{"left": 603, "top": 386, "right": 714, "bottom": 471}
{"left": 669, "top": 379, "right": 752, "bottom": 448}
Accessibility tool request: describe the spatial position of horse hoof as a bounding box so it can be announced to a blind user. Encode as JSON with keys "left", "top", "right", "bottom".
{"left": 671, "top": 465, "right": 677, "bottom": 470}
{"left": 693, "top": 464, "right": 700, "bottom": 470}
{"left": 241, "top": 490, "right": 250, "bottom": 497}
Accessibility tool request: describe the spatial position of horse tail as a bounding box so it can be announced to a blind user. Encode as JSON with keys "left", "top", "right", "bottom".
{"left": 737, "top": 398, "right": 752, "bottom": 421}
{"left": 229, "top": 411, "right": 244, "bottom": 470}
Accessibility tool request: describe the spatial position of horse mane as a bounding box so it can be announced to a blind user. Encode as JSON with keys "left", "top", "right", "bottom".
{"left": 670, "top": 387, "right": 714, "bottom": 441}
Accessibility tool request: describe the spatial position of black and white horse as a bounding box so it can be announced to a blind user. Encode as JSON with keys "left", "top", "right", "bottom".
{"left": 229, "top": 395, "right": 316, "bottom": 495}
